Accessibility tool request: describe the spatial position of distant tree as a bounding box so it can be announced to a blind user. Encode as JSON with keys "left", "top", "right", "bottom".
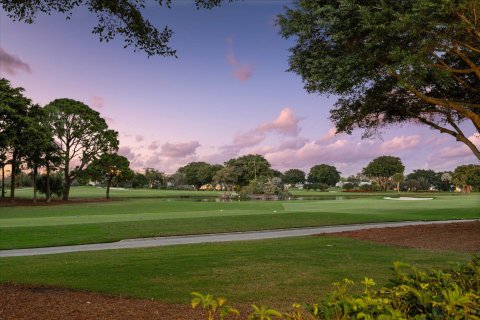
{"left": 453, "top": 164, "right": 480, "bottom": 191}
{"left": 1, "top": 0, "right": 229, "bottom": 57}
{"left": 282, "top": 169, "right": 306, "bottom": 186}
{"left": 178, "top": 162, "right": 222, "bottom": 189}
{"left": 391, "top": 173, "right": 405, "bottom": 193}
{"left": 223, "top": 155, "right": 272, "bottom": 187}
{"left": 0, "top": 142, "right": 7, "bottom": 199}
{"left": 363, "top": 156, "right": 405, "bottom": 190}
{"left": 167, "top": 171, "right": 187, "bottom": 188}
{"left": 44, "top": 98, "right": 119, "bottom": 200}
{"left": 131, "top": 172, "right": 148, "bottom": 189}
{"left": 0, "top": 78, "right": 33, "bottom": 201}
{"left": 406, "top": 170, "right": 441, "bottom": 191}
{"left": 144, "top": 168, "right": 166, "bottom": 189}
{"left": 86, "top": 153, "right": 134, "bottom": 199}
{"left": 307, "top": 164, "right": 340, "bottom": 187}
{"left": 278, "top": 0, "right": 480, "bottom": 160}
{"left": 441, "top": 172, "right": 453, "bottom": 191}
{"left": 212, "top": 166, "right": 240, "bottom": 188}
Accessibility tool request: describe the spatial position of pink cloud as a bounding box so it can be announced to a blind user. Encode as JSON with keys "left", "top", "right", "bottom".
{"left": 259, "top": 107, "right": 301, "bottom": 136}
{"left": 220, "top": 107, "right": 303, "bottom": 157}
{"left": 148, "top": 141, "right": 160, "bottom": 150}
{"left": 135, "top": 135, "right": 144, "bottom": 142}
{"left": 226, "top": 36, "right": 254, "bottom": 82}
{"left": 380, "top": 135, "right": 421, "bottom": 153}
{"left": 118, "top": 146, "right": 135, "bottom": 160}
{"left": 0, "top": 48, "right": 31, "bottom": 75}
{"left": 90, "top": 95, "right": 104, "bottom": 109}
{"left": 160, "top": 141, "right": 200, "bottom": 158}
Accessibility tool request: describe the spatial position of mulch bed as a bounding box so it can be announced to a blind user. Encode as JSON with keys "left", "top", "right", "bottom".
{"left": 323, "top": 221, "right": 480, "bottom": 253}
{"left": 0, "top": 284, "right": 226, "bottom": 320}
{"left": 1, "top": 221, "right": 479, "bottom": 319}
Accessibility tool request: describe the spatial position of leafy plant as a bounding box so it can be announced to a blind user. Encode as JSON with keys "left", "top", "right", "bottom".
{"left": 191, "top": 292, "right": 240, "bottom": 320}
{"left": 192, "top": 258, "right": 480, "bottom": 319}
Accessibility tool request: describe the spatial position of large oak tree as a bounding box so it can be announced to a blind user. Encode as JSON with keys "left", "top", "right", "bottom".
{"left": 279, "top": 0, "right": 480, "bottom": 160}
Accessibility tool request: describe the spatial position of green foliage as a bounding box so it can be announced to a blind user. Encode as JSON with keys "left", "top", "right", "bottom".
{"left": 406, "top": 170, "right": 441, "bottom": 191}
{"left": 131, "top": 173, "right": 148, "bottom": 189}
{"left": 222, "top": 154, "right": 273, "bottom": 187}
{"left": 363, "top": 156, "right": 405, "bottom": 190}
{"left": 342, "top": 182, "right": 356, "bottom": 191}
{"left": 36, "top": 173, "right": 63, "bottom": 199}
{"left": 278, "top": 0, "right": 480, "bottom": 160}
{"left": 191, "top": 292, "right": 239, "bottom": 320}
{"left": 283, "top": 169, "right": 306, "bottom": 186}
{"left": 193, "top": 258, "right": 480, "bottom": 319}
{"left": 238, "top": 177, "right": 289, "bottom": 200}
{"left": 307, "top": 164, "right": 340, "bottom": 187}
{"left": 453, "top": 164, "right": 480, "bottom": 191}
{"left": 144, "top": 168, "right": 166, "bottom": 189}
{"left": 178, "top": 162, "right": 222, "bottom": 189}
{"left": 86, "top": 153, "right": 134, "bottom": 199}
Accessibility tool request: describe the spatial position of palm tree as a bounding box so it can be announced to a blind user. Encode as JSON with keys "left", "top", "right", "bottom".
{"left": 391, "top": 173, "right": 404, "bottom": 193}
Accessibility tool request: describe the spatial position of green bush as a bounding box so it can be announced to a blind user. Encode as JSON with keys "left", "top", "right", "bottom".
{"left": 192, "top": 258, "right": 480, "bottom": 319}
{"left": 36, "top": 173, "right": 63, "bottom": 199}
{"left": 342, "top": 182, "right": 356, "bottom": 191}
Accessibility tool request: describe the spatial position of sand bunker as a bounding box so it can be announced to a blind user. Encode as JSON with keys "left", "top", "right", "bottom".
{"left": 384, "top": 197, "right": 433, "bottom": 201}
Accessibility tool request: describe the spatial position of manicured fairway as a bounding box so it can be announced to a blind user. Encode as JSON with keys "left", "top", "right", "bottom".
{"left": 0, "top": 236, "right": 470, "bottom": 308}
{"left": 1, "top": 191, "right": 478, "bottom": 249}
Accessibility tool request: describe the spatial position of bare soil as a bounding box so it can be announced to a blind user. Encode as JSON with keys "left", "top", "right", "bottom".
{"left": 325, "top": 220, "right": 480, "bottom": 253}
{"left": 1, "top": 221, "right": 478, "bottom": 319}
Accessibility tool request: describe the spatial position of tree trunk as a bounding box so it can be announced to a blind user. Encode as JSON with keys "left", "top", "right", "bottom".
{"left": 46, "top": 164, "right": 51, "bottom": 203}
{"left": 10, "top": 152, "right": 17, "bottom": 202}
{"left": 33, "top": 165, "right": 37, "bottom": 204}
{"left": 62, "top": 162, "right": 70, "bottom": 200}
{"left": 1, "top": 165, "right": 4, "bottom": 199}
{"left": 397, "top": 182, "right": 400, "bottom": 193}
{"left": 106, "top": 178, "right": 111, "bottom": 199}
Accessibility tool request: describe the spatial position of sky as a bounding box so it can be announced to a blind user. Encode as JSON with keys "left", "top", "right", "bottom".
{"left": 1, "top": 0, "right": 479, "bottom": 176}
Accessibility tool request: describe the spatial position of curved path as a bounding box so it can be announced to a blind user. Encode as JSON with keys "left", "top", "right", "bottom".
{"left": 0, "top": 219, "right": 476, "bottom": 257}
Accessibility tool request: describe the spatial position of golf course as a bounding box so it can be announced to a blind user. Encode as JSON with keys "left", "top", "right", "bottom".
{"left": 1, "top": 187, "right": 479, "bottom": 311}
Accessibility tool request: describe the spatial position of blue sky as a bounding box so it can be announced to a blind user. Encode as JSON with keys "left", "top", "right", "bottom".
{"left": 1, "top": 1, "right": 478, "bottom": 175}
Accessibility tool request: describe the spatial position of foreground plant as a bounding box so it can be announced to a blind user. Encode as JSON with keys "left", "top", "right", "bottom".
{"left": 191, "top": 258, "right": 480, "bottom": 319}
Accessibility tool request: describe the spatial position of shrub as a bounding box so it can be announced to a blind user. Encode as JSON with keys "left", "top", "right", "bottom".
{"left": 192, "top": 258, "right": 480, "bottom": 319}
{"left": 342, "top": 182, "right": 355, "bottom": 191}
{"left": 36, "top": 173, "right": 63, "bottom": 199}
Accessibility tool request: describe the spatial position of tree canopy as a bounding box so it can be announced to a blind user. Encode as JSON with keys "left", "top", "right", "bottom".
{"left": 223, "top": 154, "right": 272, "bottom": 187}
{"left": 307, "top": 164, "right": 340, "bottom": 186}
{"left": 44, "top": 98, "right": 119, "bottom": 200}
{"left": 178, "top": 162, "right": 222, "bottom": 189}
{"left": 279, "top": 0, "right": 480, "bottom": 160}
{"left": 2, "top": 0, "right": 230, "bottom": 57}
{"left": 363, "top": 156, "right": 405, "bottom": 190}
{"left": 282, "top": 169, "right": 306, "bottom": 185}
{"left": 86, "top": 153, "right": 134, "bottom": 199}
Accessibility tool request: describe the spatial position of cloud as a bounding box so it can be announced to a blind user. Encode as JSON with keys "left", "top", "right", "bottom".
{"left": 148, "top": 141, "right": 160, "bottom": 150}
{"left": 226, "top": 36, "right": 254, "bottom": 81}
{"left": 259, "top": 107, "right": 301, "bottom": 136}
{"left": 0, "top": 48, "right": 31, "bottom": 75}
{"left": 90, "top": 95, "right": 104, "bottom": 109}
{"left": 135, "top": 135, "right": 144, "bottom": 142}
{"left": 160, "top": 141, "right": 201, "bottom": 158}
{"left": 219, "top": 107, "right": 303, "bottom": 157}
{"left": 118, "top": 146, "right": 135, "bottom": 160}
{"left": 380, "top": 135, "right": 421, "bottom": 153}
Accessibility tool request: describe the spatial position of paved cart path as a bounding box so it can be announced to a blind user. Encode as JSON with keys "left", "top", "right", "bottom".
{"left": 0, "top": 219, "right": 476, "bottom": 257}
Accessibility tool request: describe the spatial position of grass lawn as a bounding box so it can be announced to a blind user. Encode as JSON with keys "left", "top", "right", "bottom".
{"left": 11, "top": 186, "right": 221, "bottom": 199}
{"left": 1, "top": 189, "right": 479, "bottom": 249}
{"left": 0, "top": 236, "right": 470, "bottom": 308}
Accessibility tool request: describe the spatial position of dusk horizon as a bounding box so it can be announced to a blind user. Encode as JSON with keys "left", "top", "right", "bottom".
{"left": 2, "top": 0, "right": 478, "bottom": 176}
